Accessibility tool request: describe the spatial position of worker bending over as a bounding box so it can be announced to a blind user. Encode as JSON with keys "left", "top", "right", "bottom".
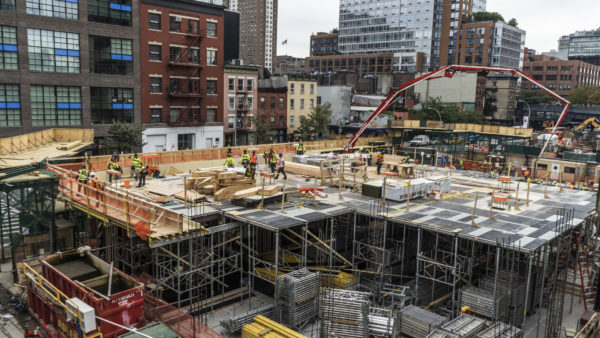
{"left": 88, "top": 172, "right": 104, "bottom": 206}
{"left": 224, "top": 154, "right": 235, "bottom": 168}
{"left": 138, "top": 166, "right": 149, "bottom": 188}
{"left": 275, "top": 153, "right": 287, "bottom": 180}
{"left": 376, "top": 152, "right": 384, "bottom": 175}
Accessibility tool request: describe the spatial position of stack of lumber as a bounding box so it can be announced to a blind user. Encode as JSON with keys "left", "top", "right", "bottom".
{"left": 241, "top": 315, "right": 306, "bottom": 338}
{"left": 187, "top": 169, "right": 255, "bottom": 200}
{"left": 285, "top": 162, "right": 323, "bottom": 177}
{"left": 233, "top": 185, "right": 280, "bottom": 199}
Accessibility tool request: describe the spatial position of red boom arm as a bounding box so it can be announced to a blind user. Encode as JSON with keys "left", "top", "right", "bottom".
{"left": 343, "top": 65, "right": 570, "bottom": 158}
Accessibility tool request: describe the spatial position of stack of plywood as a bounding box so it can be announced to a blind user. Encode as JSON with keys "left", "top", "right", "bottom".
{"left": 186, "top": 169, "right": 255, "bottom": 200}
{"left": 232, "top": 185, "right": 280, "bottom": 199}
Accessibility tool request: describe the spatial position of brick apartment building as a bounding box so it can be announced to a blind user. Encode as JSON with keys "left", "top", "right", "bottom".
{"left": 140, "top": 0, "right": 225, "bottom": 152}
{"left": 257, "top": 77, "right": 287, "bottom": 143}
{"left": 523, "top": 54, "right": 600, "bottom": 97}
{"left": 223, "top": 63, "right": 259, "bottom": 146}
{"left": 0, "top": 0, "right": 141, "bottom": 138}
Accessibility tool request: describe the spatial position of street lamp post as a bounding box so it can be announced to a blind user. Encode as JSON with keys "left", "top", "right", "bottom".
{"left": 518, "top": 100, "right": 531, "bottom": 129}
{"left": 427, "top": 107, "right": 443, "bottom": 127}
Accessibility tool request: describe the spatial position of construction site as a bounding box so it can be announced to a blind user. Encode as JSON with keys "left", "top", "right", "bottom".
{"left": 0, "top": 123, "right": 598, "bottom": 338}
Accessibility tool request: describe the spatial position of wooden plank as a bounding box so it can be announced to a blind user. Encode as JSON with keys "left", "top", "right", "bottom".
{"left": 198, "top": 184, "right": 215, "bottom": 195}
{"left": 174, "top": 190, "right": 206, "bottom": 203}
{"left": 192, "top": 171, "right": 218, "bottom": 178}
{"left": 233, "top": 187, "right": 261, "bottom": 199}
{"left": 285, "top": 162, "right": 322, "bottom": 177}
{"left": 214, "top": 186, "right": 249, "bottom": 201}
{"left": 217, "top": 172, "right": 238, "bottom": 180}
{"left": 219, "top": 179, "right": 254, "bottom": 187}
{"left": 260, "top": 185, "right": 280, "bottom": 196}
{"left": 165, "top": 167, "right": 183, "bottom": 176}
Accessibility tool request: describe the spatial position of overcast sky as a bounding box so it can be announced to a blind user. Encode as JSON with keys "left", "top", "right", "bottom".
{"left": 277, "top": 0, "right": 600, "bottom": 58}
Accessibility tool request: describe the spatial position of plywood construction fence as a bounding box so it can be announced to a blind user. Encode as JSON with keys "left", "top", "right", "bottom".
{"left": 0, "top": 128, "right": 94, "bottom": 156}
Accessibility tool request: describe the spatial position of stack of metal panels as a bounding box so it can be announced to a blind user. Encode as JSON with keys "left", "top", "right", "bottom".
{"left": 320, "top": 288, "right": 370, "bottom": 337}
{"left": 426, "top": 329, "right": 459, "bottom": 338}
{"left": 368, "top": 311, "right": 396, "bottom": 337}
{"left": 440, "top": 315, "right": 486, "bottom": 338}
{"left": 361, "top": 180, "right": 383, "bottom": 198}
{"left": 476, "top": 322, "right": 522, "bottom": 338}
{"left": 398, "top": 305, "right": 448, "bottom": 338}
{"left": 275, "top": 268, "right": 320, "bottom": 330}
{"left": 220, "top": 304, "right": 274, "bottom": 334}
{"left": 460, "top": 286, "right": 507, "bottom": 319}
{"left": 292, "top": 154, "right": 339, "bottom": 166}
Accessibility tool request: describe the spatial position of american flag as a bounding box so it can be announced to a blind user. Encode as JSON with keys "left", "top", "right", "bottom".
{"left": 282, "top": 40, "right": 288, "bottom": 45}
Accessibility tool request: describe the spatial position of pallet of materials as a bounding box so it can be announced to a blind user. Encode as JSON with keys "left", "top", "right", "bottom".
{"left": 369, "top": 312, "right": 396, "bottom": 337}
{"left": 476, "top": 322, "right": 522, "bottom": 338}
{"left": 275, "top": 269, "right": 320, "bottom": 330}
{"left": 427, "top": 329, "right": 459, "bottom": 338}
{"left": 241, "top": 315, "right": 306, "bottom": 338}
{"left": 398, "top": 305, "right": 448, "bottom": 338}
{"left": 220, "top": 304, "right": 274, "bottom": 334}
{"left": 440, "top": 315, "right": 486, "bottom": 338}
{"left": 320, "top": 288, "right": 370, "bottom": 338}
{"left": 460, "top": 286, "right": 507, "bottom": 320}
{"left": 292, "top": 154, "right": 339, "bottom": 166}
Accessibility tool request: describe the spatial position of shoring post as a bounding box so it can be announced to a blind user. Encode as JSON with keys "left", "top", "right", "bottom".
{"left": 68, "top": 174, "right": 73, "bottom": 201}
{"left": 147, "top": 208, "right": 153, "bottom": 248}
{"left": 405, "top": 180, "right": 411, "bottom": 212}
{"left": 492, "top": 245, "right": 500, "bottom": 321}
{"left": 523, "top": 254, "right": 534, "bottom": 328}
{"left": 125, "top": 192, "right": 130, "bottom": 237}
{"left": 471, "top": 193, "right": 479, "bottom": 227}
{"left": 514, "top": 182, "right": 521, "bottom": 211}
{"left": 280, "top": 179, "right": 287, "bottom": 213}
{"left": 526, "top": 179, "right": 531, "bottom": 206}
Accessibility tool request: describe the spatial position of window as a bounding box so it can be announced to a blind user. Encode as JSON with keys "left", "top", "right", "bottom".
{"left": 537, "top": 163, "right": 548, "bottom": 170}
{"left": 309, "top": 99, "right": 314, "bottom": 108}
{"left": 237, "top": 78, "right": 244, "bottom": 91}
{"left": 90, "top": 87, "right": 133, "bottom": 124}
{"left": 207, "top": 50, "right": 216, "bottom": 65}
{"left": 27, "top": 0, "right": 78, "bottom": 20}
{"left": 237, "top": 95, "right": 244, "bottom": 109}
{"left": 0, "top": 25, "right": 18, "bottom": 70}
{"left": 169, "top": 108, "right": 179, "bottom": 122}
{"left": 228, "top": 78, "right": 235, "bottom": 91}
{"left": 149, "top": 44, "right": 161, "bottom": 61}
{"left": 317, "top": 96, "right": 321, "bottom": 105}
{"left": 300, "top": 99, "right": 304, "bottom": 109}
{"left": 207, "top": 79, "right": 217, "bottom": 94}
{"left": 150, "top": 108, "right": 162, "bottom": 123}
{"left": 169, "top": 16, "right": 181, "bottom": 32}
{"left": 279, "top": 97, "right": 284, "bottom": 109}
{"left": 0, "top": 0, "right": 15, "bottom": 11}
{"left": 260, "top": 97, "right": 266, "bottom": 108}
{"left": 290, "top": 116, "right": 295, "bottom": 127}
{"left": 290, "top": 99, "right": 294, "bottom": 109}
{"left": 270, "top": 97, "right": 275, "bottom": 108}
{"left": 149, "top": 12, "right": 161, "bottom": 30}
{"left": 89, "top": 36, "right": 132, "bottom": 75}
{"left": 279, "top": 116, "right": 284, "bottom": 128}
{"left": 188, "top": 49, "right": 199, "bottom": 63}
{"left": 247, "top": 79, "right": 253, "bottom": 91}
{"left": 546, "top": 75, "right": 557, "bottom": 81}
{"left": 310, "top": 83, "right": 314, "bottom": 94}
{"left": 564, "top": 167, "right": 576, "bottom": 174}
{"left": 228, "top": 115, "right": 234, "bottom": 128}
{"left": 290, "top": 83, "right": 294, "bottom": 94}
{"left": 188, "top": 20, "right": 198, "bottom": 34}
{"left": 178, "top": 133, "right": 194, "bottom": 150}
{"left": 28, "top": 29, "right": 80, "bottom": 73}
{"left": 207, "top": 22, "right": 217, "bottom": 37}
{"left": 0, "top": 84, "right": 21, "bottom": 126}
{"left": 31, "top": 85, "right": 81, "bottom": 126}
{"left": 300, "top": 84, "right": 305, "bottom": 94}
{"left": 228, "top": 96, "right": 235, "bottom": 110}
{"left": 206, "top": 108, "right": 217, "bottom": 122}
{"left": 150, "top": 77, "right": 161, "bottom": 93}
{"left": 170, "top": 47, "right": 181, "bottom": 62}
{"left": 270, "top": 116, "right": 275, "bottom": 128}
{"left": 247, "top": 97, "right": 253, "bottom": 109}
{"left": 88, "top": 0, "right": 132, "bottom": 26}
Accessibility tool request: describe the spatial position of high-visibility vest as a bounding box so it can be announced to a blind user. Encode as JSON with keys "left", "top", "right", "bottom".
{"left": 269, "top": 153, "right": 278, "bottom": 164}
{"left": 225, "top": 157, "right": 234, "bottom": 167}
{"left": 376, "top": 154, "right": 384, "bottom": 163}
{"left": 90, "top": 177, "right": 103, "bottom": 190}
{"left": 78, "top": 168, "right": 88, "bottom": 181}
{"left": 250, "top": 154, "right": 257, "bottom": 163}
{"left": 297, "top": 145, "right": 304, "bottom": 151}
{"left": 241, "top": 153, "right": 250, "bottom": 161}
{"left": 107, "top": 160, "right": 114, "bottom": 169}
{"left": 131, "top": 156, "right": 142, "bottom": 168}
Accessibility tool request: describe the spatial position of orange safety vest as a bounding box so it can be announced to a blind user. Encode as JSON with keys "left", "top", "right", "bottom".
{"left": 250, "top": 154, "right": 257, "bottom": 164}
{"left": 90, "top": 177, "right": 104, "bottom": 190}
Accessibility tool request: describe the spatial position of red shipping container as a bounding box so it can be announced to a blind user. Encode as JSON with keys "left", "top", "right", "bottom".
{"left": 40, "top": 249, "right": 145, "bottom": 338}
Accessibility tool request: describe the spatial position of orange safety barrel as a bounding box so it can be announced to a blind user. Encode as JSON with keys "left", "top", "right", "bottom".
{"left": 498, "top": 176, "right": 512, "bottom": 182}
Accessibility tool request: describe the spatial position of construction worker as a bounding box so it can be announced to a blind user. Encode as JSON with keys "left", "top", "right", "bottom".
{"left": 269, "top": 150, "right": 278, "bottom": 173}
{"left": 250, "top": 150, "right": 258, "bottom": 168}
{"left": 365, "top": 147, "right": 372, "bottom": 166}
{"left": 296, "top": 142, "right": 305, "bottom": 155}
{"left": 376, "top": 152, "right": 384, "bottom": 175}
{"left": 77, "top": 164, "right": 88, "bottom": 193}
{"left": 224, "top": 154, "right": 235, "bottom": 168}
{"left": 138, "top": 166, "right": 149, "bottom": 188}
{"left": 263, "top": 149, "right": 270, "bottom": 165}
{"left": 88, "top": 172, "right": 104, "bottom": 206}
{"left": 130, "top": 153, "right": 142, "bottom": 181}
{"left": 459, "top": 159, "right": 464, "bottom": 170}
{"left": 275, "top": 153, "right": 287, "bottom": 179}
{"left": 241, "top": 149, "right": 250, "bottom": 168}
{"left": 245, "top": 163, "right": 256, "bottom": 180}
{"left": 107, "top": 155, "right": 122, "bottom": 183}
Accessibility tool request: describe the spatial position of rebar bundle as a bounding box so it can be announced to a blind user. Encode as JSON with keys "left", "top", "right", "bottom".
{"left": 398, "top": 304, "right": 448, "bottom": 338}
{"left": 220, "top": 304, "right": 274, "bottom": 334}
{"left": 320, "top": 288, "right": 370, "bottom": 337}
{"left": 275, "top": 268, "right": 320, "bottom": 329}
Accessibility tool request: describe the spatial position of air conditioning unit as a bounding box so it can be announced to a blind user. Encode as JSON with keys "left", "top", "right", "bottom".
{"left": 175, "top": 16, "right": 182, "bottom": 22}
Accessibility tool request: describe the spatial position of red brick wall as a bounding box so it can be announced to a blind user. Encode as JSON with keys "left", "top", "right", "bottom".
{"left": 257, "top": 90, "right": 287, "bottom": 131}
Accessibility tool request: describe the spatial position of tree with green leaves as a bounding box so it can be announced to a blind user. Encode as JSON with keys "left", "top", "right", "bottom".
{"left": 569, "top": 87, "right": 600, "bottom": 105}
{"left": 100, "top": 121, "right": 145, "bottom": 154}
{"left": 517, "top": 91, "right": 554, "bottom": 105}
{"left": 297, "top": 115, "right": 316, "bottom": 141}
{"left": 508, "top": 18, "right": 518, "bottom": 27}
{"left": 254, "top": 116, "right": 269, "bottom": 144}
{"left": 295, "top": 103, "right": 334, "bottom": 141}
{"left": 412, "top": 98, "right": 487, "bottom": 124}
{"left": 471, "top": 11, "right": 505, "bottom": 23}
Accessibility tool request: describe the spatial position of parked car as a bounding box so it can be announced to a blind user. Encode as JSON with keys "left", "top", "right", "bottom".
{"left": 410, "top": 135, "right": 430, "bottom": 147}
